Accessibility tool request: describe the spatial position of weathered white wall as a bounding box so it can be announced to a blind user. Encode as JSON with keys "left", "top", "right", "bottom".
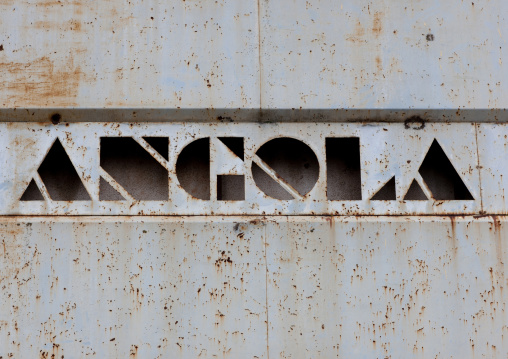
{"left": 0, "top": 0, "right": 507, "bottom": 111}
{"left": 0, "top": 217, "right": 506, "bottom": 358}
{"left": 1, "top": 1, "right": 507, "bottom": 358}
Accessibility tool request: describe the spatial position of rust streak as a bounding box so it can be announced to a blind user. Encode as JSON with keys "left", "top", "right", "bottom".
{"left": 375, "top": 56, "right": 382, "bottom": 72}
{"left": 372, "top": 12, "right": 383, "bottom": 37}
{"left": 0, "top": 56, "right": 83, "bottom": 107}
{"left": 346, "top": 21, "right": 366, "bottom": 43}
{"left": 33, "top": 19, "right": 82, "bottom": 32}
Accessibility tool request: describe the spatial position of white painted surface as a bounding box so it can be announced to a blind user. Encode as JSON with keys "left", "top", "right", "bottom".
{"left": 0, "top": 0, "right": 506, "bottom": 110}
{"left": 0, "top": 122, "right": 481, "bottom": 215}
{"left": 0, "top": 216, "right": 506, "bottom": 358}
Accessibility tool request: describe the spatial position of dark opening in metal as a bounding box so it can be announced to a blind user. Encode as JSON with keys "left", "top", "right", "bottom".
{"left": 419, "top": 139, "right": 473, "bottom": 200}
{"left": 217, "top": 175, "right": 245, "bottom": 201}
{"left": 176, "top": 138, "right": 210, "bottom": 200}
{"left": 252, "top": 137, "right": 319, "bottom": 200}
{"left": 100, "top": 137, "right": 168, "bottom": 200}
{"left": 326, "top": 137, "right": 362, "bottom": 200}
{"left": 38, "top": 139, "right": 91, "bottom": 201}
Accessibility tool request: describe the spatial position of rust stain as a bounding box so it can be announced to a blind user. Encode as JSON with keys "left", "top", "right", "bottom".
{"left": 0, "top": 227, "right": 31, "bottom": 283}
{"left": 33, "top": 19, "right": 82, "bottom": 32}
{"left": 450, "top": 216, "right": 456, "bottom": 241}
{"left": 0, "top": 56, "right": 83, "bottom": 107}
{"left": 491, "top": 215, "right": 504, "bottom": 278}
{"left": 0, "top": 0, "right": 83, "bottom": 10}
{"left": 35, "top": 0, "right": 83, "bottom": 6}
{"left": 346, "top": 12, "right": 383, "bottom": 43}
{"left": 346, "top": 21, "right": 366, "bottom": 43}
{"left": 372, "top": 12, "right": 383, "bottom": 37}
{"left": 375, "top": 56, "right": 382, "bottom": 72}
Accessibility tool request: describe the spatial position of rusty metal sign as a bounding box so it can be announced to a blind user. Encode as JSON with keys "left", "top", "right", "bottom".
{"left": 1, "top": 0, "right": 507, "bottom": 357}
{"left": 0, "top": 122, "right": 484, "bottom": 215}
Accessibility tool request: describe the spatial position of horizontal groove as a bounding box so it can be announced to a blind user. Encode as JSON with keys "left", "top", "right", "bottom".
{"left": 1, "top": 109, "right": 508, "bottom": 123}
{"left": 0, "top": 214, "right": 505, "bottom": 218}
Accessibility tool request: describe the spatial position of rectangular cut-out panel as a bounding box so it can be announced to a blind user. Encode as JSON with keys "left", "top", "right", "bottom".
{"left": 0, "top": 122, "right": 481, "bottom": 215}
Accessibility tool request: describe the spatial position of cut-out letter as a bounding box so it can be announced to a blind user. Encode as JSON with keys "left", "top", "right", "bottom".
{"left": 252, "top": 138, "right": 319, "bottom": 200}
{"left": 38, "top": 139, "right": 91, "bottom": 201}
{"left": 100, "top": 137, "right": 169, "bottom": 200}
{"left": 176, "top": 138, "right": 210, "bottom": 200}
{"left": 99, "top": 177, "right": 126, "bottom": 201}
{"left": 404, "top": 180, "right": 428, "bottom": 200}
{"left": 218, "top": 137, "right": 244, "bottom": 160}
{"left": 418, "top": 139, "right": 473, "bottom": 200}
{"left": 326, "top": 138, "right": 362, "bottom": 200}
{"left": 217, "top": 175, "right": 245, "bottom": 201}
{"left": 371, "top": 176, "right": 396, "bottom": 200}
{"left": 20, "top": 179, "right": 44, "bottom": 201}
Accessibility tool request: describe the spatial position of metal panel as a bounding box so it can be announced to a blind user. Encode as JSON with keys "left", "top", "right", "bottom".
{"left": 259, "top": 0, "right": 508, "bottom": 110}
{"left": 0, "top": 122, "right": 481, "bottom": 215}
{"left": 0, "top": 217, "right": 267, "bottom": 358}
{"left": 477, "top": 123, "right": 508, "bottom": 214}
{"left": 0, "top": 216, "right": 506, "bottom": 358}
{"left": 0, "top": 0, "right": 260, "bottom": 109}
{"left": 265, "top": 216, "right": 507, "bottom": 358}
{"left": 0, "top": 1, "right": 506, "bottom": 358}
{"left": 0, "top": 1, "right": 506, "bottom": 112}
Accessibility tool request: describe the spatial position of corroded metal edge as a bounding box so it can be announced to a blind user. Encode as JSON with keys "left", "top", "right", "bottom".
{"left": 0, "top": 215, "right": 501, "bottom": 223}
